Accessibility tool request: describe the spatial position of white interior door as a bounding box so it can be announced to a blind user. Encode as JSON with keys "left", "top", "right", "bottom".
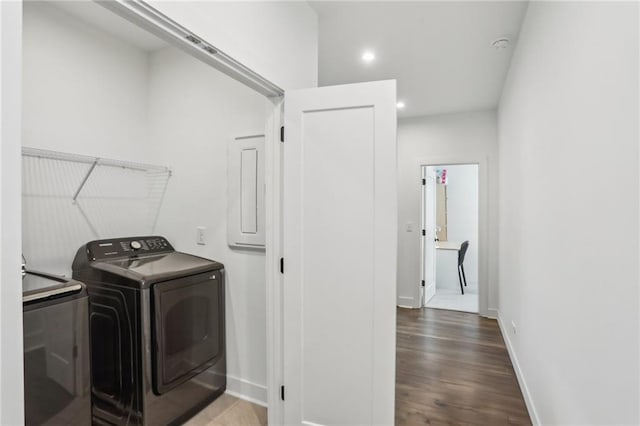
{"left": 283, "top": 80, "right": 397, "bottom": 426}
{"left": 422, "top": 167, "right": 437, "bottom": 305}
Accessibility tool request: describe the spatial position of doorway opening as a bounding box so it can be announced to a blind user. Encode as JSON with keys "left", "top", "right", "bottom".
{"left": 422, "top": 164, "right": 479, "bottom": 313}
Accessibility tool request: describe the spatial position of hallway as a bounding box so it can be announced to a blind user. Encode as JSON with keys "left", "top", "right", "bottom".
{"left": 396, "top": 308, "right": 531, "bottom": 425}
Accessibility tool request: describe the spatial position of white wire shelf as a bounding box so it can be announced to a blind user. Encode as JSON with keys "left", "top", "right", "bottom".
{"left": 21, "top": 146, "right": 172, "bottom": 239}
{"left": 22, "top": 147, "right": 171, "bottom": 173}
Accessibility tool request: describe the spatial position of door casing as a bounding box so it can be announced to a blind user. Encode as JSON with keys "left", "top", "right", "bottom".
{"left": 421, "top": 167, "right": 437, "bottom": 306}
{"left": 415, "top": 156, "right": 490, "bottom": 317}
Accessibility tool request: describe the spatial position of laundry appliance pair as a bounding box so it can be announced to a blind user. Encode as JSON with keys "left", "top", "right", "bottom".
{"left": 23, "top": 236, "right": 226, "bottom": 426}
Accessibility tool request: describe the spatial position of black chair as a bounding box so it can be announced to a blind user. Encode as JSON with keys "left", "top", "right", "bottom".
{"left": 457, "top": 241, "right": 469, "bottom": 295}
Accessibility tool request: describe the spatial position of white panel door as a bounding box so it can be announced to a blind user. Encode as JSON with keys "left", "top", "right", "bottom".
{"left": 422, "top": 168, "right": 437, "bottom": 305}
{"left": 283, "top": 80, "right": 397, "bottom": 426}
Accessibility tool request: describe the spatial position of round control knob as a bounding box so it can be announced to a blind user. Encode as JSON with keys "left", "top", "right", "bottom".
{"left": 130, "top": 241, "right": 142, "bottom": 250}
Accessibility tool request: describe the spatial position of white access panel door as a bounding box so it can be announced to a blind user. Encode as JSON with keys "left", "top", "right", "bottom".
{"left": 283, "top": 80, "right": 397, "bottom": 426}
{"left": 227, "top": 135, "right": 266, "bottom": 248}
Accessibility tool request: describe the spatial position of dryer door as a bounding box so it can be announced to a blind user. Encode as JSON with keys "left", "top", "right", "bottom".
{"left": 152, "top": 270, "right": 224, "bottom": 394}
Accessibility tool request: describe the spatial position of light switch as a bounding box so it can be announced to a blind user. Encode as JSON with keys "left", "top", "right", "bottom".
{"left": 197, "top": 226, "right": 206, "bottom": 245}
{"left": 406, "top": 222, "right": 414, "bottom": 232}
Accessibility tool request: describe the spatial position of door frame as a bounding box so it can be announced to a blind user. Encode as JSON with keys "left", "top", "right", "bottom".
{"left": 414, "top": 155, "right": 489, "bottom": 317}
{"left": 420, "top": 167, "right": 437, "bottom": 306}
{"left": 264, "top": 97, "right": 284, "bottom": 425}
{"left": 0, "top": 1, "right": 25, "bottom": 423}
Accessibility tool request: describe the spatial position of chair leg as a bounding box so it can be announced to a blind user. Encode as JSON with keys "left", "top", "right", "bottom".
{"left": 458, "top": 266, "right": 464, "bottom": 295}
{"left": 461, "top": 264, "right": 468, "bottom": 287}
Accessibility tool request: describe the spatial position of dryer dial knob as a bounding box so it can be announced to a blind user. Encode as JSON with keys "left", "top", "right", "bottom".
{"left": 130, "top": 241, "right": 142, "bottom": 250}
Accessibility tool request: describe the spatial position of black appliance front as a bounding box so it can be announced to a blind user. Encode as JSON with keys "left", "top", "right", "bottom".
{"left": 73, "top": 236, "right": 226, "bottom": 426}
{"left": 87, "top": 282, "right": 139, "bottom": 425}
{"left": 153, "top": 272, "right": 224, "bottom": 395}
{"left": 22, "top": 271, "right": 91, "bottom": 426}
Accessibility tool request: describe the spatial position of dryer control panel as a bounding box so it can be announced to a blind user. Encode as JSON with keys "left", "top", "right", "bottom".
{"left": 88, "top": 236, "right": 174, "bottom": 260}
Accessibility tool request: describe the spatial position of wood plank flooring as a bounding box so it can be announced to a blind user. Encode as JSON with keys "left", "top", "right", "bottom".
{"left": 396, "top": 308, "right": 531, "bottom": 426}
{"left": 184, "top": 393, "right": 267, "bottom": 426}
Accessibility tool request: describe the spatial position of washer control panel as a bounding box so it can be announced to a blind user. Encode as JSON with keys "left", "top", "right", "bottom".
{"left": 88, "top": 236, "right": 174, "bottom": 260}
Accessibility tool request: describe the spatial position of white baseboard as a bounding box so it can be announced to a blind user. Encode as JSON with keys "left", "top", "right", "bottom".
{"left": 485, "top": 308, "right": 498, "bottom": 319}
{"left": 226, "top": 375, "right": 268, "bottom": 407}
{"left": 496, "top": 311, "right": 540, "bottom": 426}
{"left": 397, "top": 295, "right": 417, "bottom": 308}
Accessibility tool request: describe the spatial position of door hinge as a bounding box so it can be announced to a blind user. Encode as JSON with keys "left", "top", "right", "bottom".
{"left": 422, "top": 229, "right": 426, "bottom": 236}
{"left": 280, "top": 385, "right": 285, "bottom": 401}
{"left": 422, "top": 178, "right": 426, "bottom": 185}
{"left": 421, "top": 280, "right": 425, "bottom": 287}
{"left": 280, "top": 257, "right": 284, "bottom": 274}
{"left": 280, "top": 126, "right": 284, "bottom": 143}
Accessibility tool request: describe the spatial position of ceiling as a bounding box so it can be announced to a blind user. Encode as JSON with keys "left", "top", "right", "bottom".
{"left": 52, "top": 1, "right": 168, "bottom": 52}
{"left": 310, "top": 1, "right": 529, "bottom": 118}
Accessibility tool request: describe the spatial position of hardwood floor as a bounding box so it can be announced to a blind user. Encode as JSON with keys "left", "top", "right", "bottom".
{"left": 396, "top": 308, "right": 531, "bottom": 426}
{"left": 183, "top": 393, "right": 267, "bottom": 426}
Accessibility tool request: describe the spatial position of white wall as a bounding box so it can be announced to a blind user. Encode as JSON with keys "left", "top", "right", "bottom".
{"left": 397, "top": 110, "right": 498, "bottom": 314}
{"left": 22, "top": 2, "right": 152, "bottom": 275}
{"left": 22, "top": 1, "right": 149, "bottom": 161}
{"left": 149, "top": 1, "right": 318, "bottom": 91}
{"left": 445, "top": 165, "right": 479, "bottom": 285}
{"left": 146, "top": 47, "right": 271, "bottom": 403}
{"left": 498, "top": 2, "right": 639, "bottom": 424}
{"left": 431, "top": 164, "right": 478, "bottom": 290}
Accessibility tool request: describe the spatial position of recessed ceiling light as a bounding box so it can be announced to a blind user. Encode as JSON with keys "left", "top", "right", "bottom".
{"left": 362, "top": 51, "right": 376, "bottom": 63}
{"left": 396, "top": 101, "right": 405, "bottom": 109}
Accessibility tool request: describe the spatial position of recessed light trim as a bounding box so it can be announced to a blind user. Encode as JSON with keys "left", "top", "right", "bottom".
{"left": 361, "top": 50, "right": 376, "bottom": 63}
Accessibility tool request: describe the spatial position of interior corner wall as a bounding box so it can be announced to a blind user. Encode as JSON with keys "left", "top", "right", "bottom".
{"left": 497, "top": 2, "right": 639, "bottom": 424}
{"left": 146, "top": 46, "right": 271, "bottom": 403}
{"left": 397, "top": 110, "right": 499, "bottom": 312}
{"left": 148, "top": 1, "right": 318, "bottom": 90}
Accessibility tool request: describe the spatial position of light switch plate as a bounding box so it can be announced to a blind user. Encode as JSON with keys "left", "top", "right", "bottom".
{"left": 197, "top": 226, "right": 206, "bottom": 245}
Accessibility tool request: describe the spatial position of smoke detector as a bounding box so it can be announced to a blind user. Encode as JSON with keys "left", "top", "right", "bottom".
{"left": 491, "top": 37, "right": 510, "bottom": 50}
